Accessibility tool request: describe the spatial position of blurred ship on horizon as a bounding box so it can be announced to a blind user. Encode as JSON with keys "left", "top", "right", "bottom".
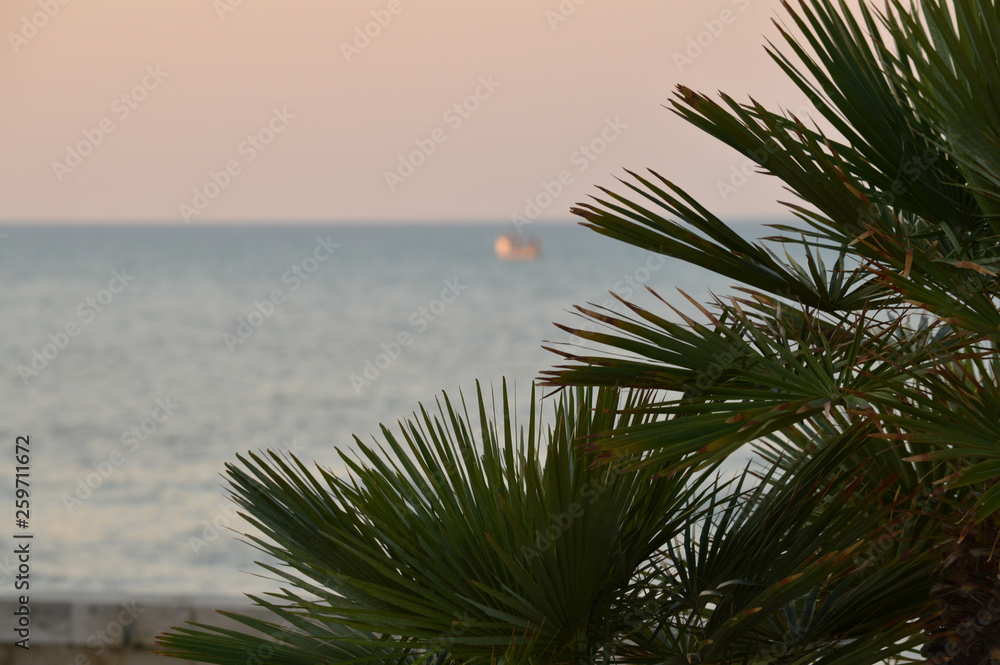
{"left": 494, "top": 234, "right": 540, "bottom": 261}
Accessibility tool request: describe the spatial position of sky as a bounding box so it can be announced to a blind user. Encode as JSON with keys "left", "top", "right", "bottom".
{"left": 0, "top": 0, "right": 825, "bottom": 224}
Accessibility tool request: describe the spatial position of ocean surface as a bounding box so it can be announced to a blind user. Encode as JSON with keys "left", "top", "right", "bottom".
{"left": 0, "top": 221, "right": 762, "bottom": 598}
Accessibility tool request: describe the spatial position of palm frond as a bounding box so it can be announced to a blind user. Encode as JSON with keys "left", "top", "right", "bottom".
{"left": 157, "top": 383, "right": 716, "bottom": 665}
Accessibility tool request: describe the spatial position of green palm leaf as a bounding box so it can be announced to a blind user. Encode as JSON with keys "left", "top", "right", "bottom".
{"left": 548, "top": 0, "right": 1000, "bottom": 523}
{"left": 620, "top": 426, "right": 940, "bottom": 664}
{"left": 157, "top": 383, "right": 716, "bottom": 665}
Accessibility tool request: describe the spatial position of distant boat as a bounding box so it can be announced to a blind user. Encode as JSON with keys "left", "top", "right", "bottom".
{"left": 494, "top": 234, "right": 540, "bottom": 261}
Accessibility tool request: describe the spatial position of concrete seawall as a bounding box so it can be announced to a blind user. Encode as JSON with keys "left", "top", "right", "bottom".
{"left": 1, "top": 595, "right": 275, "bottom": 665}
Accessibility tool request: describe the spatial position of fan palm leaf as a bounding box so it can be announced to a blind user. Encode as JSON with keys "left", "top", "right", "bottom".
{"left": 544, "top": 0, "right": 1000, "bottom": 517}
{"left": 156, "top": 383, "right": 716, "bottom": 664}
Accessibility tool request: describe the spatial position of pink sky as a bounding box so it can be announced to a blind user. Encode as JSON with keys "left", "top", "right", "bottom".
{"left": 0, "top": 0, "right": 825, "bottom": 223}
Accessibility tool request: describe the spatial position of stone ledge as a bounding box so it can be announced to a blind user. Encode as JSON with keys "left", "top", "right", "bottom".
{"left": 0, "top": 594, "right": 277, "bottom": 657}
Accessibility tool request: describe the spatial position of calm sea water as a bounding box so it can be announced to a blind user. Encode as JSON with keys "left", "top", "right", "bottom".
{"left": 0, "top": 222, "right": 757, "bottom": 598}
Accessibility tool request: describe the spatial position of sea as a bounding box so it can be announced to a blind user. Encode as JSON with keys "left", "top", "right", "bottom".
{"left": 0, "top": 221, "right": 764, "bottom": 598}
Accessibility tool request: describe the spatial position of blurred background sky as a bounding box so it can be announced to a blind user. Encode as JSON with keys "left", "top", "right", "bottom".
{"left": 0, "top": 0, "right": 836, "bottom": 224}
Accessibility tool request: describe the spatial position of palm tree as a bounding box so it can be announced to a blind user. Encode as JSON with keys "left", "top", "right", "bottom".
{"left": 541, "top": 0, "right": 1000, "bottom": 660}
{"left": 157, "top": 383, "right": 940, "bottom": 664}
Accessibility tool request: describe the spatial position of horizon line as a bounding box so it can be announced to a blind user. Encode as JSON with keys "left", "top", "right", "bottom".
{"left": 0, "top": 216, "right": 789, "bottom": 227}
